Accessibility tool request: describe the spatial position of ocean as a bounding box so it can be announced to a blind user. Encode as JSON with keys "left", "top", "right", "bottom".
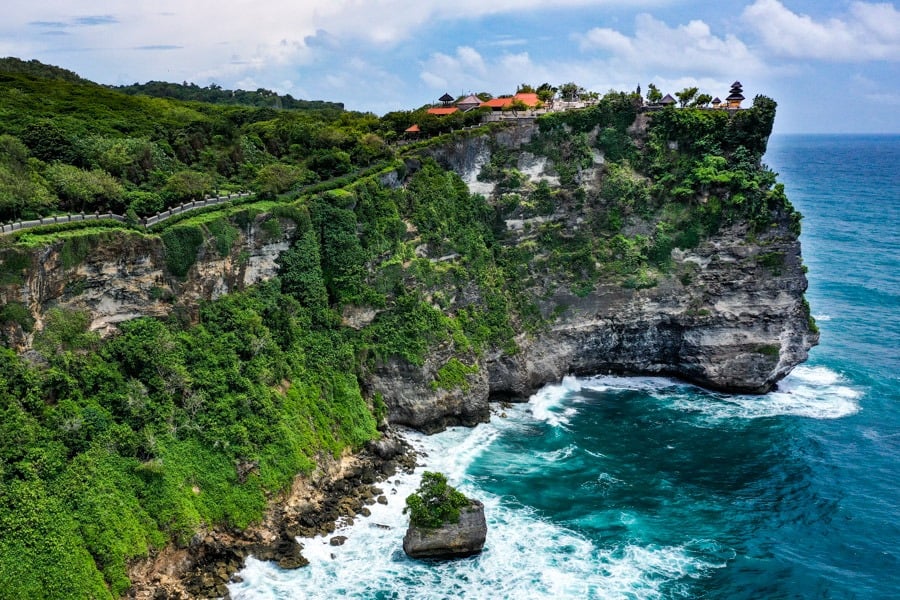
{"left": 229, "top": 135, "right": 900, "bottom": 599}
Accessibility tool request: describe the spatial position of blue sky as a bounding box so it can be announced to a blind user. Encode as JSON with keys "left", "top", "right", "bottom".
{"left": 3, "top": 0, "right": 898, "bottom": 133}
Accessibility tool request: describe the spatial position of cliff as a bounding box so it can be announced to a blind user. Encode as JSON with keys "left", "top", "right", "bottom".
{"left": 1, "top": 98, "right": 817, "bottom": 432}
{"left": 0, "top": 95, "right": 819, "bottom": 596}
{"left": 365, "top": 100, "right": 816, "bottom": 431}
{"left": 0, "top": 212, "right": 296, "bottom": 350}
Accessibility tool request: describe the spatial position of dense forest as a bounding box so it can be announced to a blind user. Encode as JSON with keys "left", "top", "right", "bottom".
{"left": 0, "top": 58, "right": 485, "bottom": 224}
{"left": 0, "top": 59, "right": 799, "bottom": 598}
{"left": 113, "top": 80, "right": 344, "bottom": 112}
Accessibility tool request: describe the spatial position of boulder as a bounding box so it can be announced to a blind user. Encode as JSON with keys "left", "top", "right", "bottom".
{"left": 402, "top": 500, "right": 486, "bottom": 559}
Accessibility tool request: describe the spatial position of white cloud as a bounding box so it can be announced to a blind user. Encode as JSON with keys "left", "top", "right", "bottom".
{"left": 742, "top": 0, "right": 900, "bottom": 61}
{"left": 1, "top": 1, "right": 655, "bottom": 92}
{"left": 575, "top": 13, "right": 764, "bottom": 77}
{"left": 420, "top": 46, "right": 491, "bottom": 92}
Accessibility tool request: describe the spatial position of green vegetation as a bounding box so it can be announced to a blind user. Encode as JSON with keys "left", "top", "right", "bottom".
{"left": 404, "top": 471, "right": 470, "bottom": 529}
{"left": 0, "top": 60, "right": 397, "bottom": 224}
{"left": 0, "top": 282, "right": 379, "bottom": 598}
{"left": 114, "top": 80, "right": 344, "bottom": 112}
{"left": 161, "top": 226, "right": 205, "bottom": 277}
{"left": 0, "top": 62, "right": 811, "bottom": 598}
{"left": 432, "top": 359, "right": 479, "bottom": 392}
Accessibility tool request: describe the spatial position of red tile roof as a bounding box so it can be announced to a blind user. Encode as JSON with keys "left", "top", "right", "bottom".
{"left": 480, "top": 97, "right": 511, "bottom": 109}
{"left": 426, "top": 107, "right": 459, "bottom": 115}
{"left": 513, "top": 92, "right": 540, "bottom": 107}
{"left": 405, "top": 124, "right": 420, "bottom": 133}
{"left": 480, "top": 93, "right": 542, "bottom": 109}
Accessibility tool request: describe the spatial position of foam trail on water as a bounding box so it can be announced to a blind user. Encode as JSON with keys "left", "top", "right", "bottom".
{"left": 579, "top": 374, "right": 686, "bottom": 394}
{"left": 229, "top": 405, "right": 725, "bottom": 599}
{"left": 670, "top": 365, "right": 861, "bottom": 421}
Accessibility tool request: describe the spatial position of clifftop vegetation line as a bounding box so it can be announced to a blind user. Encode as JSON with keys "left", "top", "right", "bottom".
{"left": 0, "top": 59, "right": 816, "bottom": 598}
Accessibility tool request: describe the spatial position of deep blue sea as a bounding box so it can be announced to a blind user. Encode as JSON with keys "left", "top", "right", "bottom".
{"left": 230, "top": 135, "right": 900, "bottom": 599}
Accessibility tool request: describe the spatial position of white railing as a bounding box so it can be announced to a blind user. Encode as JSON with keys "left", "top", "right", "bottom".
{"left": 0, "top": 192, "right": 252, "bottom": 236}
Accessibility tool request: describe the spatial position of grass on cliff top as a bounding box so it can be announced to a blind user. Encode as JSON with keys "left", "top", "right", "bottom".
{"left": 3, "top": 222, "right": 148, "bottom": 248}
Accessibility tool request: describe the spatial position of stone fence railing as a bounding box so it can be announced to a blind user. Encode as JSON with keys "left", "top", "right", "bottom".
{"left": 142, "top": 192, "right": 251, "bottom": 227}
{"left": 0, "top": 192, "right": 252, "bottom": 236}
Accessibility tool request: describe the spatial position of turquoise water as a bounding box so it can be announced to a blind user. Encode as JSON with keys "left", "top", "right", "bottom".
{"left": 230, "top": 135, "right": 900, "bottom": 599}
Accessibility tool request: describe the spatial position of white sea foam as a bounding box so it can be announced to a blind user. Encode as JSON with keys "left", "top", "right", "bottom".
{"left": 528, "top": 375, "right": 583, "bottom": 426}
{"left": 579, "top": 374, "right": 685, "bottom": 394}
{"left": 231, "top": 500, "right": 725, "bottom": 600}
{"left": 812, "top": 313, "right": 832, "bottom": 322}
{"left": 581, "top": 472, "right": 627, "bottom": 496}
{"left": 669, "top": 365, "right": 861, "bottom": 422}
{"left": 229, "top": 412, "right": 725, "bottom": 600}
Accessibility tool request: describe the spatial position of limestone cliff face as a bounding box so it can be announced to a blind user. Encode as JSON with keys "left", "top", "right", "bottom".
{"left": 1, "top": 118, "right": 818, "bottom": 434}
{"left": 370, "top": 213, "right": 816, "bottom": 431}
{"left": 369, "top": 120, "right": 818, "bottom": 431}
{"left": 488, "top": 216, "right": 815, "bottom": 397}
{"left": 0, "top": 214, "right": 295, "bottom": 348}
{"left": 366, "top": 342, "right": 489, "bottom": 434}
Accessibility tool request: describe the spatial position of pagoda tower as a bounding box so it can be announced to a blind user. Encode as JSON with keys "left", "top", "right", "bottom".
{"left": 726, "top": 81, "right": 745, "bottom": 109}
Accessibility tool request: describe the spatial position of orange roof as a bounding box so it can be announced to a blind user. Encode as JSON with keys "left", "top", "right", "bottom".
{"left": 405, "top": 124, "right": 420, "bottom": 133}
{"left": 480, "top": 93, "right": 542, "bottom": 109}
{"left": 513, "top": 92, "right": 540, "bottom": 107}
{"left": 426, "top": 107, "right": 459, "bottom": 115}
{"left": 480, "top": 97, "right": 512, "bottom": 109}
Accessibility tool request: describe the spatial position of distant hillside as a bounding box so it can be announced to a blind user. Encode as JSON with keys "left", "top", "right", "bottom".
{"left": 0, "top": 60, "right": 399, "bottom": 225}
{"left": 0, "top": 57, "right": 92, "bottom": 84}
{"left": 115, "top": 80, "right": 344, "bottom": 112}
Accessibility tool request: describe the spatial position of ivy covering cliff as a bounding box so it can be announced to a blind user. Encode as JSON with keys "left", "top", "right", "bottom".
{"left": 0, "top": 61, "right": 815, "bottom": 598}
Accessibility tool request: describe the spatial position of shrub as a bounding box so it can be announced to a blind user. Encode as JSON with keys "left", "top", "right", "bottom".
{"left": 161, "top": 225, "right": 204, "bottom": 277}
{"left": 0, "top": 301, "right": 34, "bottom": 333}
{"left": 404, "top": 472, "right": 469, "bottom": 529}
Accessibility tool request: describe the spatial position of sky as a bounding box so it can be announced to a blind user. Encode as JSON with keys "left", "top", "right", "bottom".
{"left": 2, "top": 0, "right": 899, "bottom": 133}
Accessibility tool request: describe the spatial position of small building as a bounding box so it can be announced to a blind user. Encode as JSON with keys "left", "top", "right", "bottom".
{"left": 404, "top": 124, "right": 421, "bottom": 135}
{"left": 659, "top": 93, "right": 677, "bottom": 107}
{"left": 479, "top": 92, "right": 542, "bottom": 111}
{"left": 438, "top": 93, "right": 454, "bottom": 106}
{"left": 456, "top": 94, "right": 482, "bottom": 112}
{"left": 426, "top": 107, "right": 459, "bottom": 116}
{"left": 726, "top": 81, "right": 744, "bottom": 109}
{"left": 711, "top": 97, "right": 722, "bottom": 108}
{"left": 512, "top": 92, "right": 540, "bottom": 108}
{"left": 480, "top": 96, "right": 513, "bottom": 111}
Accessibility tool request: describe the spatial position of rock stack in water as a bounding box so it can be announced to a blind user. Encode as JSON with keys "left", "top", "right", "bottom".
{"left": 403, "top": 499, "right": 486, "bottom": 559}
{"left": 401, "top": 471, "right": 486, "bottom": 560}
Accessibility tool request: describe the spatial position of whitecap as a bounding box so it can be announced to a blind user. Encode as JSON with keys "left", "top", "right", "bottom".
{"left": 538, "top": 443, "right": 578, "bottom": 462}
{"left": 812, "top": 313, "right": 832, "bottom": 322}
{"left": 581, "top": 472, "right": 627, "bottom": 495}
{"left": 670, "top": 365, "right": 861, "bottom": 422}
{"left": 229, "top": 409, "right": 727, "bottom": 600}
{"left": 528, "top": 375, "right": 582, "bottom": 426}
{"left": 231, "top": 499, "right": 727, "bottom": 600}
{"left": 580, "top": 374, "right": 685, "bottom": 394}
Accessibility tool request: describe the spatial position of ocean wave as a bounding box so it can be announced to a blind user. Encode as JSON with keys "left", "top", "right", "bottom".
{"left": 230, "top": 500, "right": 728, "bottom": 600}
{"left": 671, "top": 365, "right": 861, "bottom": 422}
{"left": 579, "top": 374, "right": 685, "bottom": 393}
{"left": 528, "top": 375, "right": 583, "bottom": 426}
{"left": 580, "top": 472, "right": 627, "bottom": 495}
{"left": 230, "top": 412, "right": 727, "bottom": 600}
{"left": 525, "top": 366, "right": 861, "bottom": 426}
{"left": 537, "top": 443, "right": 578, "bottom": 462}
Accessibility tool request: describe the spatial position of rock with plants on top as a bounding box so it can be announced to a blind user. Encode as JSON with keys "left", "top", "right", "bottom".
{"left": 402, "top": 471, "right": 486, "bottom": 559}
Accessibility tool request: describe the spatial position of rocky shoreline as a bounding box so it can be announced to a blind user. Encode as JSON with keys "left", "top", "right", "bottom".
{"left": 126, "top": 429, "right": 417, "bottom": 599}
